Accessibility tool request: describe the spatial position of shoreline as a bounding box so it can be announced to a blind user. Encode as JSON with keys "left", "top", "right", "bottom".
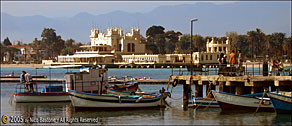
{"left": 1, "top": 63, "right": 291, "bottom": 68}
{"left": 0, "top": 64, "right": 50, "bottom": 68}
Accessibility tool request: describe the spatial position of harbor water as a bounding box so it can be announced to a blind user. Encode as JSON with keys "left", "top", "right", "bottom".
{"left": 1, "top": 67, "right": 291, "bottom": 125}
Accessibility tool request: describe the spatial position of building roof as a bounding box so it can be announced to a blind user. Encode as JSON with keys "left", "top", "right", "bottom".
{"left": 58, "top": 54, "right": 114, "bottom": 58}
{"left": 6, "top": 45, "right": 31, "bottom": 48}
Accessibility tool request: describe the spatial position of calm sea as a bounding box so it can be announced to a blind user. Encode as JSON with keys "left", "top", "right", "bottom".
{"left": 1, "top": 67, "right": 291, "bottom": 125}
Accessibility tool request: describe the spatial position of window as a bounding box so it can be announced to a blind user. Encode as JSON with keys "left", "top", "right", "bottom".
{"left": 201, "top": 55, "right": 204, "bottom": 61}
{"left": 209, "top": 48, "right": 211, "bottom": 52}
{"left": 118, "top": 44, "right": 122, "bottom": 51}
{"left": 206, "top": 54, "right": 208, "bottom": 60}
{"left": 132, "top": 43, "right": 135, "bottom": 52}
{"left": 210, "top": 55, "right": 213, "bottom": 60}
{"left": 219, "top": 47, "right": 222, "bottom": 51}
{"left": 224, "top": 47, "right": 226, "bottom": 52}
{"left": 127, "top": 43, "right": 131, "bottom": 52}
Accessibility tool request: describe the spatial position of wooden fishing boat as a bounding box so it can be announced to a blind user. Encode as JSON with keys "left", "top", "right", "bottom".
{"left": 14, "top": 91, "right": 69, "bottom": 103}
{"left": 68, "top": 89, "right": 169, "bottom": 108}
{"left": 65, "top": 65, "right": 170, "bottom": 108}
{"left": 268, "top": 92, "right": 292, "bottom": 114}
{"left": 212, "top": 90, "right": 274, "bottom": 112}
{"left": 106, "top": 81, "right": 139, "bottom": 95}
{"left": 13, "top": 81, "right": 70, "bottom": 103}
{"left": 12, "top": 65, "right": 84, "bottom": 103}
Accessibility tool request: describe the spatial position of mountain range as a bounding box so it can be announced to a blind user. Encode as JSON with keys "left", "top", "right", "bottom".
{"left": 1, "top": 2, "right": 291, "bottom": 43}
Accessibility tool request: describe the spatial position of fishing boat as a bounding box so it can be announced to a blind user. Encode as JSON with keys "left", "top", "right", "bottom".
{"left": 13, "top": 65, "right": 83, "bottom": 103}
{"left": 268, "top": 92, "right": 292, "bottom": 114}
{"left": 13, "top": 85, "right": 70, "bottom": 103}
{"left": 68, "top": 89, "right": 169, "bottom": 108}
{"left": 66, "top": 66, "right": 170, "bottom": 108}
{"left": 211, "top": 90, "right": 274, "bottom": 112}
{"left": 107, "top": 81, "right": 139, "bottom": 95}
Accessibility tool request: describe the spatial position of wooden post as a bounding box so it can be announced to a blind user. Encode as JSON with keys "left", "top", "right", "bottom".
{"left": 219, "top": 82, "right": 225, "bottom": 92}
{"left": 195, "top": 84, "right": 203, "bottom": 97}
{"left": 235, "top": 85, "right": 244, "bottom": 95}
{"left": 183, "top": 81, "right": 189, "bottom": 111}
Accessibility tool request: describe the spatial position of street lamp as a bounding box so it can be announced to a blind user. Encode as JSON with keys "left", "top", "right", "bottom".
{"left": 183, "top": 18, "right": 198, "bottom": 111}
{"left": 190, "top": 18, "right": 198, "bottom": 76}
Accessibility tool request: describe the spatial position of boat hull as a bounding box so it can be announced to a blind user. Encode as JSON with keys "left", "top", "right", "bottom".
{"left": 268, "top": 92, "right": 292, "bottom": 114}
{"left": 14, "top": 92, "right": 70, "bottom": 103}
{"left": 191, "top": 97, "right": 220, "bottom": 108}
{"left": 212, "top": 91, "right": 274, "bottom": 112}
{"left": 69, "top": 90, "right": 165, "bottom": 108}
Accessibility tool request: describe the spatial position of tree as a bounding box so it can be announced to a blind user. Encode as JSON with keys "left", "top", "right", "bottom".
{"left": 226, "top": 32, "right": 238, "bottom": 50}
{"left": 146, "top": 26, "right": 165, "bottom": 38}
{"left": 268, "top": 32, "right": 286, "bottom": 58}
{"left": 41, "top": 28, "right": 65, "bottom": 60}
{"left": 0, "top": 43, "right": 5, "bottom": 63}
{"left": 192, "top": 34, "right": 205, "bottom": 52}
{"left": 233, "top": 35, "right": 249, "bottom": 58}
{"left": 154, "top": 34, "right": 166, "bottom": 54}
{"left": 145, "top": 25, "right": 165, "bottom": 54}
{"left": 247, "top": 28, "right": 266, "bottom": 60}
{"left": 283, "top": 36, "right": 292, "bottom": 58}
{"left": 31, "top": 38, "right": 43, "bottom": 63}
{"left": 5, "top": 47, "right": 19, "bottom": 63}
{"left": 61, "top": 39, "right": 82, "bottom": 55}
{"left": 3, "top": 37, "right": 12, "bottom": 46}
{"left": 177, "top": 34, "right": 190, "bottom": 53}
{"left": 165, "top": 30, "right": 182, "bottom": 54}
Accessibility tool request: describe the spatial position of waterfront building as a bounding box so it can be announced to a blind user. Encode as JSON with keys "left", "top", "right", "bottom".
{"left": 57, "top": 27, "right": 146, "bottom": 64}
{"left": 193, "top": 37, "right": 231, "bottom": 64}
{"left": 4, "top": 45, "right": 36, "bottom": 64}
{"left": 119, "top": 54, "right": 166, "bottom": 64}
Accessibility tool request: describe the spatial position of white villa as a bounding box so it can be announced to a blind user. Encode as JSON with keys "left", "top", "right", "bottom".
{"left": 58, "top": 27, "right": 146, "bottom": 64}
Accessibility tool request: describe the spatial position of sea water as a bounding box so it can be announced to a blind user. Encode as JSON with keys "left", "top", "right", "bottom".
{"left": 1, "top": 68, "right": 291, "bottom": 125}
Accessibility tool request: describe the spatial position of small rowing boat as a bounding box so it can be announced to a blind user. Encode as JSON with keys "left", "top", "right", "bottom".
{"left": 107, "top": 81, "right": 139, "bottom": 95}
{"left": 268, "top": 92, "right": 292, "bottom": 114}
{"left": 69, "top": 89, "right": 169, "bottom": 108}
{"left": 212, "top": 90, "right": 274, "bottom": 112}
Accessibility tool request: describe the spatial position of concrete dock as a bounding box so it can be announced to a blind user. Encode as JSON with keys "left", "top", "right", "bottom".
{"left": 170, "top": 75, "right": 292, "bottom": 96}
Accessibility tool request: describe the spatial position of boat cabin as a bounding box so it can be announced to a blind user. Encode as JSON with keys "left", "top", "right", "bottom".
{"left": 65, "top": 66, "right": 109, "bottom": 94}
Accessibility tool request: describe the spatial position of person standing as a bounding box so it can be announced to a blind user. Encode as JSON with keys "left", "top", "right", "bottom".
{"left": 20, "top": 71, "right": 29, "bottom": 91}
{"left": 218, "top": 53, "right": 224, "bottom": 75}
{"left": 229, "top": 50, "right": 237, "bottom": 76}
{"left": 238, "top": 50, "right": 244, "bottom": 76}
{"left": 24, "top": 72, "right": 34, "bottom": 92}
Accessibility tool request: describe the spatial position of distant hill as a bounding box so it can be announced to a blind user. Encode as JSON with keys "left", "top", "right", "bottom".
{"left": 1, "top": 2, "right": 291, "bottom": 43}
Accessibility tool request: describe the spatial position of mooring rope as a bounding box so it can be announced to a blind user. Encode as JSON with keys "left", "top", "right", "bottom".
{"left": 8, "top": 92, "right": 14, "bottom": 105}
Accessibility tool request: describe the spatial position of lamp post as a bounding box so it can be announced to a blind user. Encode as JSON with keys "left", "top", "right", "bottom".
{"left": 183, "top": 18, "right": 198, "bottom": 111}
{"left": 190, "top": 18, "right": 198, "bottom": 76}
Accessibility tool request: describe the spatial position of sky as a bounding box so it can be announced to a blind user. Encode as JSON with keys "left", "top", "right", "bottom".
{"left": 1, "top": 1, "right": 236, "bottom": 17}
{"left": 1, "top": 1, "right": 291, "bottom": 43}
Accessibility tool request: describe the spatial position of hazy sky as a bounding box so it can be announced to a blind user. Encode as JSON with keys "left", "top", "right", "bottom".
{"left": 1, "top": 1, "right": 236, "bottom": 17}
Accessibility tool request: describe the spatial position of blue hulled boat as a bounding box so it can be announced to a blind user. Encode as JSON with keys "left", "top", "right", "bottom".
{"left": 268, "top": 92, "right": 292, "bottom": 114}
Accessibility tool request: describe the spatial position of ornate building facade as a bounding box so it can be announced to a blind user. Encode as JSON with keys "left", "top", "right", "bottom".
{"left": 57, "top": 27, "right": 146, "bottom": 64}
